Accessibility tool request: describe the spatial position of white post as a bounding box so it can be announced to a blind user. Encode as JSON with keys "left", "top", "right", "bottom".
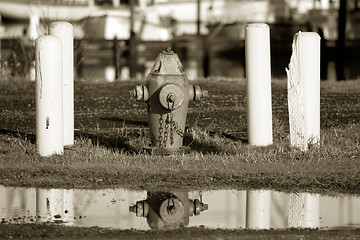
{"left": 286, "top": 32, "right": 320, "bottom": 151}
{"left": 245, "top": 23, "right": 273, "bottom": 146}
{"left": 246, "top": 190, "right": 271, "bottom": 229}
{"left": 35, "top": 35, "right": 63, "bottom": 156}
{"left": 49, "top": 22, "right": 74, "bottom": 146}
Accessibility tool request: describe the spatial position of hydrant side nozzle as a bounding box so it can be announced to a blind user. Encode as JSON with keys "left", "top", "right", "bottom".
{"left": 131, "top": 85, "right": 149, "bottom": 102}
{"left": 129, "top": 200, "right": 149, "bottom": 217}
{"left": 189, "top": 85, "right": 208, "bottom": 102}
{"left": 159, "top": 84, "right": 184, "bottom": 110}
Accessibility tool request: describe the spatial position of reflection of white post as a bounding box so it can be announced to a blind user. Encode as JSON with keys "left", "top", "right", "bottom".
{"left": 246, "top": 190, "right": 271, "bottom": 229}
{"left": 288, "top": 193, "right": 320, "bottom": 228}
{"left": 36, "top": 189, "right": 64, "bottom": 223}
{"left": 63, "top": 189, "right": 74, "bottom": 224}
{"left": 245, "top": 23, "right": 273, "bottom": 146}
{"left": 35, "top": 35, "right": 63, "bottom": 156}
{"left": 49, "top": 22, "right": 74, "bottom": 146}
{"left": 303, "top": 193, "right": 320, "bottom": 228}
{"left": 286, "top": 32, "right": 320, "bottom": 151}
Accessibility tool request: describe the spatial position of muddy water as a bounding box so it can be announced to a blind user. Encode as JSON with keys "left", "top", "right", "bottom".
{"left": 1, "top": 185, "right": 359, "bottom": 230}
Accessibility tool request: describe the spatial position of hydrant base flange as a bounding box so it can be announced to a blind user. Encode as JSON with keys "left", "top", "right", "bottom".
{"left": 143, "top": 146, "right": 191, "bottom": 155}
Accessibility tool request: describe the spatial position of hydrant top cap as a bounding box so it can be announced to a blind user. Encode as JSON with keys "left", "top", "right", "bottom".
{"left": 150, "top": 48, "right": 185, "bottom": 75}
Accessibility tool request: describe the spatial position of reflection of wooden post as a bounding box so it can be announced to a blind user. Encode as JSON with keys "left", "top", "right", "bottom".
{"left": 336, "top": 0, "right": 347, "bottom": 81}
{"left": 288, "top": 193, "right": 319, "bottom": 228}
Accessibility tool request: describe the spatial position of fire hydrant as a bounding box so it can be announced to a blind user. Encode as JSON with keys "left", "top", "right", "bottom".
{"left": 129, "top": 191, "right": 208, "bottom": 230}
{"left": 131, "top": 47, "right": 208, "bottom": 154}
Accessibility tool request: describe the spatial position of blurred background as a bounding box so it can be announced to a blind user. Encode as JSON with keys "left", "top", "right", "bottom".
{"left": 0, "top": 0, "right": 359, "bottom": 81}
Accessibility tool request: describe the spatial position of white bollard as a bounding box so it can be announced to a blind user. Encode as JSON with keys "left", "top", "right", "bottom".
{"left": 246, "top": 190, "right": 271, "bottom": 229}
{"left": 36, "top": 35, "right": 63, "bottom": 156}
{"left": 245, "top": 23, "right": 273, "bottom": 146}
{"left": 49, "top": 21, "right": 74, "bottom": 146}
{"left": 286, "top": 32, "right": 320, "bottom": 151}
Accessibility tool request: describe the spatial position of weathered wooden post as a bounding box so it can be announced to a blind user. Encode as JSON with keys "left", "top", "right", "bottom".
{"left": 286, "top": 32, "right": 320, "bottom": 151}
{"left": 35, "top": 35, "right": 63, "bottom": 156}
{"left": 49, "top": 21, "right": 74, "bottom": 146}
{"left": 245, "top": 23, "right": 273, "bottom": 146}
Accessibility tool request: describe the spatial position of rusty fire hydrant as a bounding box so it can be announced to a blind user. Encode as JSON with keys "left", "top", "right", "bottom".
{"left": 131, "top": 47, "right": 207, "bottom": 154}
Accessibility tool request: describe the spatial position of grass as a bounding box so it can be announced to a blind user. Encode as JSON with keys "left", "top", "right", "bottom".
{"left": 0, "top": 78, "right": 359, "bottom": 195}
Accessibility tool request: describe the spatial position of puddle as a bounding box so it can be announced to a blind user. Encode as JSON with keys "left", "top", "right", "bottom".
{"left": 1, "top": 185, "right": 360, "bottom": 230}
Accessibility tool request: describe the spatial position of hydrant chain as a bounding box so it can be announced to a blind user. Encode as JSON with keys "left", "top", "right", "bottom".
{"left": 158, "top": 116, "right": 164, "bottom": 149}
{"left": 169, "top": 111, "right": 184, "bottom": 138}
{"left": 164, "top": 115, "right": 169, "bottom": 146}
{"left": 169, "top": 113, "right": 174, "bottom": 145}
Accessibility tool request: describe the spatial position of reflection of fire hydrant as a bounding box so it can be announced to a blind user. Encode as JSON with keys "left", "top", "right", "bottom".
{"left": 131, "top": 47, "right": 208, "bottom": 154}
{"left": 129, "top": 191, "right": 208, "bottom": 230}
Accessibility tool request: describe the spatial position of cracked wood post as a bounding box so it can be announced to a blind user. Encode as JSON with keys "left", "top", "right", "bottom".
{"left": 35, "top": 35, "right": 63, "bottom": 156}
{"left": 286, "top": 32, "right": 320, "bottom": 151}
{"left": 49, "top": 21, "right": 74, "bottom": 146}
{"left": 245, "top": 23, "right": 273, "bottom": 146}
